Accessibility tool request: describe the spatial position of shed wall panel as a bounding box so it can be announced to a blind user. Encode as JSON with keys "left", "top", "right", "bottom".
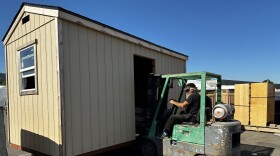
{"left": 118, "top": 39, "right": 126, "bottom": 143}
{"left": 87, "top": 29, "right": 100, "bottom": 150}
{"left": 62, "top": 21, "right": 73, "bottom": 155}
{"left": 96, "top": 31, "right": 108, "bottom": 148}
{"left": 112, "top": 37, "right": 121, "bottom": 144}
{"left": 104, "top": 35, "right": 115, "bottom": 146}
{"left": 79, "top": 26, "right": 92, "bottom": 152}
{"left": 68, "top": 23, "right": 83, "bottom": 155}
{"left": 61, "top": 19, "right": 186, "bottom": 155}
{"left": 5, "top": 13, "right": 60, "bottom": 156}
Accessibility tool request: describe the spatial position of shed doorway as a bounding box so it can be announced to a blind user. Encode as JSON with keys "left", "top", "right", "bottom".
{"left": 134, "top": 55, "right": 155, "bottom": 135}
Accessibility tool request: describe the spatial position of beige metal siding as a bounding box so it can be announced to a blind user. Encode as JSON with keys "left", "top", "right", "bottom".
{"left": 5, "top": 12, "right": 60, "bottom": 156}
{"left": 61, "top": 20, "right": 186, "bottom": 155}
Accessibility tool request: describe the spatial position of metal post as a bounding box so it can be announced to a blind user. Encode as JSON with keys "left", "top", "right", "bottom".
{"left": 148, "top": 77, "right": 169, "bottom": 138}
{"left": 216, "top": 76, "right": 222, "bottom": 103}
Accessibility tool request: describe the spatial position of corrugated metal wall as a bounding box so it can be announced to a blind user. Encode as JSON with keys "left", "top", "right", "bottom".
{"left": 61, "top": 20, "right": 186, "bottom": 155}
{"left": 5, "top": 12, "right": 60, "bottom": 155}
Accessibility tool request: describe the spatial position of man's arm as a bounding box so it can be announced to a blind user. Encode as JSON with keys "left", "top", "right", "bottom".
{"left": 169, "top": 100, "right": 189, "bottom": 108}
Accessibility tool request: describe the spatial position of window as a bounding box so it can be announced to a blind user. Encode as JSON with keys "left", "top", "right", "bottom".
{"left": 22, "top": 15, "right": 30, "bottom": 25}
{"left": 18, "top": 41, "right": 37, "bottom": 95}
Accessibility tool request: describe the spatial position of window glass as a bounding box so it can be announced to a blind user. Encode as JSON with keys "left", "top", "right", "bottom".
{"left": 18, "top": 43, "right": 36, "bottom": 94}
{"left": 22, "top": 69, "right": 35, "bottom": 77}
{"left": 20, "top": 46, "right": 34, "bottom": 69}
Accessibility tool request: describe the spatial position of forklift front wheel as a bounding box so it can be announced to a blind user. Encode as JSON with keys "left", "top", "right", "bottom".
{"left": 135, "top": 137, "right": 157, "bottom": 156}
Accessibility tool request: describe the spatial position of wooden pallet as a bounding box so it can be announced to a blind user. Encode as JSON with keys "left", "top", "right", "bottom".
{"left": 243, "top": 124, "right": 280, "bottom": 133}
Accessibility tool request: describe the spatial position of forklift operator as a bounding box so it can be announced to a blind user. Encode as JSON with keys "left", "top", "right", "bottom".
{"left": 162, "top": 83, "right": 200, "bottom": 138}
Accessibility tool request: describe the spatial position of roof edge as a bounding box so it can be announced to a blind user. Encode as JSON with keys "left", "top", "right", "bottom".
{"left": 1, "top": 3, "right": 25, "bottom": 42}
{"left": 57, "top": 6, "right": 188, "bottom": 59}
{"left": 2, "top": 3, "right": 188, "bottom": 60}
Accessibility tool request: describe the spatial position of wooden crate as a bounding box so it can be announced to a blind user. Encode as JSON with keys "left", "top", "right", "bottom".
{"left": 251, "top": 82, "right": 275, "bottom": 98}
{"left": 222, "top": 89, "right": 234, "bottom": 104}
{"left": 250, "top": 97, "right": 275, "bottom": 127}
{"left": 234, "top": 84, "right": 250, "bottom": 106}
{"left": 244, "top": 125, "right": 280, "bottom": 133}
{"left": 234, "top": 105, "right": 250, "bottom": 125}
{"left": 207, "top": 93, "right": 216, "bottom": 108}
{"left": 207, "top": 89, "right": 234, "bottom": 106}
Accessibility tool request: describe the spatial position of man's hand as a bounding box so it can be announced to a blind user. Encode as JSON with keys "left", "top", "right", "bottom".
{"left": 169, "top": 100, "right": 189, "bottom": 108}
{"left": 169, "top": 100, "right": 176, "bottom": 105}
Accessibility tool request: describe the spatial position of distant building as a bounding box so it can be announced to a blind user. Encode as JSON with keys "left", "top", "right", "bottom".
{"left": 188, "top": 79, "right": 257, "bottom": 90}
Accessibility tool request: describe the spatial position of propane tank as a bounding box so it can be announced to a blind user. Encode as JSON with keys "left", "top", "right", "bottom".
{"left": 213, "top": 104, "right": 235, "bottom": 121}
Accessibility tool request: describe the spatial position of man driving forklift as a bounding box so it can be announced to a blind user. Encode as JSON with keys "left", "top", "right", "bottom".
{"left": 162, "top": 83, "right": 213, "bottom": 138}
{"left": 162, "top": 83, "right": 200, "bottom": 138}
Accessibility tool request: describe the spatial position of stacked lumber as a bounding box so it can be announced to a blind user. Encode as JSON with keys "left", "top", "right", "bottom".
{"left": 250, "top": 83, "right": 275, "bottom": 126}
{"left": 234, "top": 82, "right": 275, "bottom": 127}
{"left": 234, "top": 84, "right": 250, "bottom": 125}
{"left": 207, "top": 89, "right": 234, "bottom": 107}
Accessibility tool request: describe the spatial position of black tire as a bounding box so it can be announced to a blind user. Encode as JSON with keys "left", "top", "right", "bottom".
{"left": 135, "top": 137, "right": 158, "bottom": 156}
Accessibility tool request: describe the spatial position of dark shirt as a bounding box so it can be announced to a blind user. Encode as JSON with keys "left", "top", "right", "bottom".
{"left": 206, "top": 96, "right": 212, "bottom": 110}
{"left": 185, "top": 93, "right": 200, "bottom": 115}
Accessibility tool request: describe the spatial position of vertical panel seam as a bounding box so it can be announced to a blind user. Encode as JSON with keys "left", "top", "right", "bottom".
{"left": 118, "top": 40, "right": 121, "bottom": 141}
{"left": 96, "top": 31, "right": 101, "bottom": 149}
{"left": 50, "top": 21, "right": 55, "bottom": 154}
{"left": 45, "top": 17, "right": 50, "bottom": 153}
{"left": 109, "top": 36, "right": 115, "bottom": 145}
{"left": 66, "top": 22, "right": 74, "bottom": 155}
{"left": 39, "top": 14, "right": 44, "bottom": 151}
{"left": 23, "top": 13, "right": 27, "bottom": 147}
{"left": 86, "top": 28, "right": 93, "bottom": 150}
{"left": 34, "top": 14, "right": 39, "bottom": 151}
{"left": 130, "top": 45, "right": 134, "bottom": 140}
{"left": 103, "top": 33, "right": 108, "bottom": 147}
{"left": 54, "top": 17, "right": 61, "bottom": 155}
{"left": 123, "top": 41, "right": 127, "bottom": 141}
{"left": 77, "top": 25, "right": 83, "bottom": 152}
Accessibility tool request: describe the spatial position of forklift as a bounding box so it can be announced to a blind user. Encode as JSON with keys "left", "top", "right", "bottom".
{"left": 147, "top": 71, "right": 241, "bottom": 156}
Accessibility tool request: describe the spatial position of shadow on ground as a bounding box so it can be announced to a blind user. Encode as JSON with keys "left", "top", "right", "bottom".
{"left": 99, "top": 139, "right": 275, "bottom": 156}
{"left": 240, "top": 144, "right": 274, "bottom": 156}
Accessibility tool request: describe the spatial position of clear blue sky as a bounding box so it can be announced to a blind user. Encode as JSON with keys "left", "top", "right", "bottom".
{"left": 1, "top": 0, "right": 280, "bottom": 83}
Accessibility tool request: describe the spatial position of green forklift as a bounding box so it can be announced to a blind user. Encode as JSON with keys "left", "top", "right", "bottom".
{"left": 147, "top": 71, "right": 241, "bottom": 156}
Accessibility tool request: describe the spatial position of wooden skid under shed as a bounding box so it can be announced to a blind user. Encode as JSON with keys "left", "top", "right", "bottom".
{"left": 244, "top": 125, "right": 280, "bottom": 133}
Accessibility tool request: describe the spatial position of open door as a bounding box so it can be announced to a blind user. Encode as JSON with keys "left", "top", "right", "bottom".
{"left": 134, "top": 55, "right": 154, "bottom": 135}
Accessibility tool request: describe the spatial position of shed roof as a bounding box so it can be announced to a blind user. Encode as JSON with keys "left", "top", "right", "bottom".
{"left": 2, "top": 3, "right": 188, "bottom": 60}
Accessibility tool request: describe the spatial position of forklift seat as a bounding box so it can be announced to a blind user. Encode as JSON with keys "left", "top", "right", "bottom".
{"left": 181, "top": 115, "right": 198, "bottom": 125}
{"left": 196, "top": 107, "right": 212, "bottom": 123}
{"left": 181, "top": 106, "right": 212, "bottom": 125}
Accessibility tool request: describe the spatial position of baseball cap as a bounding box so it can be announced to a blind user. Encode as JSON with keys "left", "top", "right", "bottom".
{"left": 183, "top": 83, "right": 197, "bottom": 91}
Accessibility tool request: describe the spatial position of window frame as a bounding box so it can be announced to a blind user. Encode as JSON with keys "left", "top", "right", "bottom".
{"left": 17, "top": 39, "right": 38, "bottom": 95}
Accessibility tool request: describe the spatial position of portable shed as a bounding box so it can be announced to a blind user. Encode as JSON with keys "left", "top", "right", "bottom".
{"left": 2, "top": 3, "right": 188, "bottom": 156}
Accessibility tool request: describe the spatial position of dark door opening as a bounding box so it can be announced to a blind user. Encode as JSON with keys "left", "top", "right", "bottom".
{"left": 134, "top": 55, "right": 154, "bottom": 135}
